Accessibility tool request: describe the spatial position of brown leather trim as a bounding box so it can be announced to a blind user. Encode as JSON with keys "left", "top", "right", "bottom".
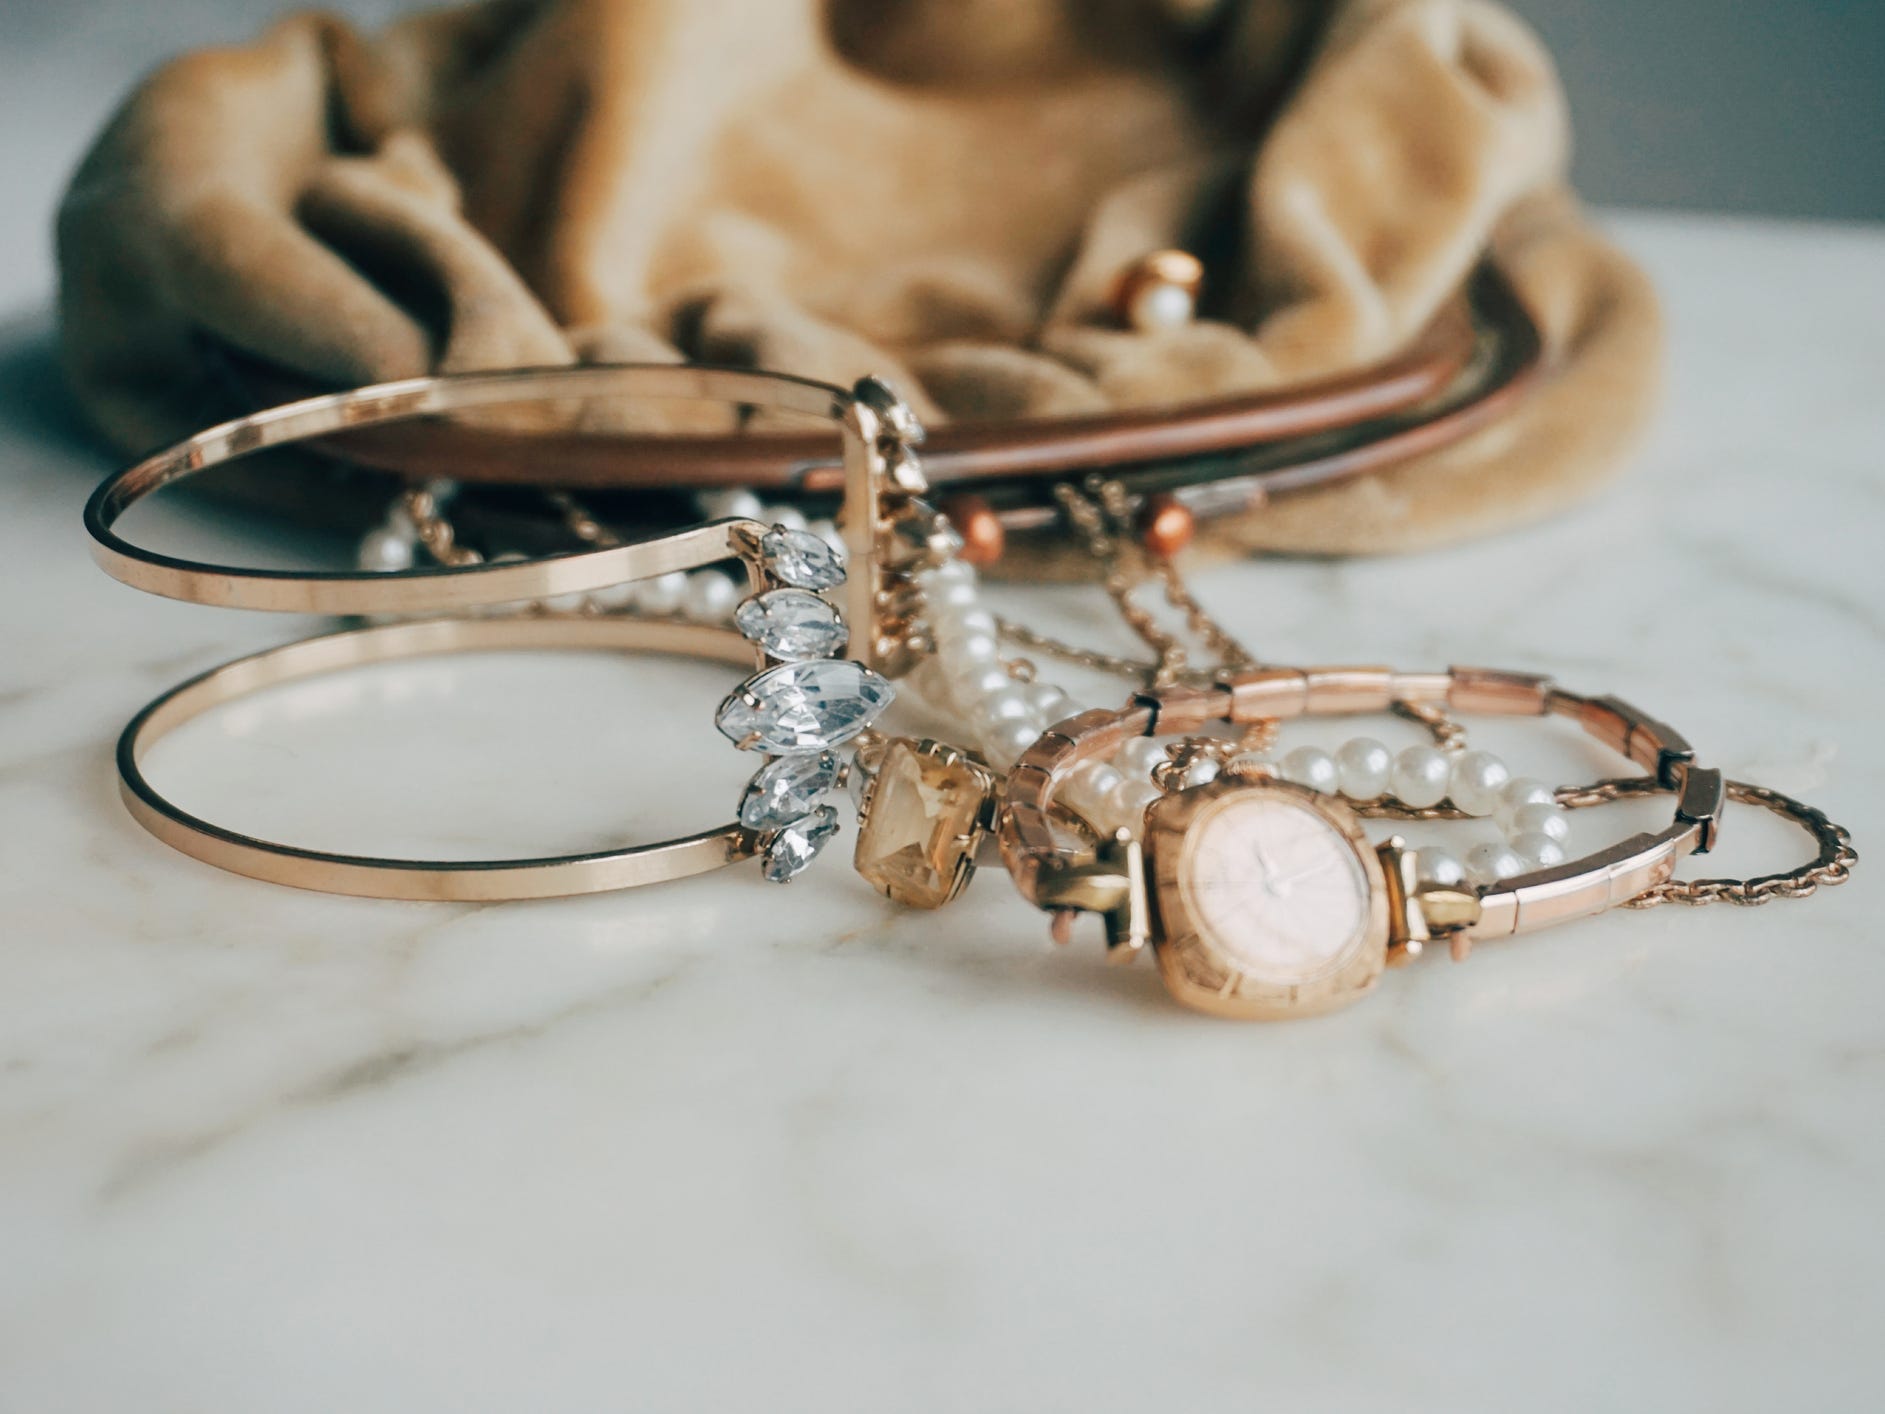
{"left": 224, "top": 264, "right": 1534, "bottom": 496}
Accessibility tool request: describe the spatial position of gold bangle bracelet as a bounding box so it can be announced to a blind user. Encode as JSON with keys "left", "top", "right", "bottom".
{"left": 82, "top": 363, "right": 915, "bottom": 651}
{"left": 120, "top": 614, "right": 778, "bottom": 901}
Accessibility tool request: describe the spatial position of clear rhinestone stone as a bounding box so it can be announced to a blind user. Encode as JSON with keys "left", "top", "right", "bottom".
{"left": 733, "top": 589, "right": 849, "bottom": 661}
{"left": 762, "top": 805, "right": 840, "bottom": 883}
{"left": 738, "top": 750, "right": 840, "bottom": 831}
{"left": 760, "top": 526, "right": 846, "bottom": 590}
{"left": 716, "top": 659, "right": 894, "bottom": 753}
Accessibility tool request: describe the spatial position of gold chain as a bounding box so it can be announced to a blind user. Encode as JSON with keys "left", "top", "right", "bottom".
{"left": 402, "top": 485, "right": 482, "bottom": 566}
{"left": 994, "top": 478, "right": 1256, "bottom": 688}
{"left": 1557, "top": 776, "right": 1857, "bottom": 907}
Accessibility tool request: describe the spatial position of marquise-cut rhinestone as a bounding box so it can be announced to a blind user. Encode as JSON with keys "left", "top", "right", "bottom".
{"left": 715, "top": 659, "right": 894, "bottom": 753}
{"left": 762, "top": 805, "right": 841, "bottom": 883}
{"left": 733, "top": 589, "right": 849, "bottom": 661}
{"left": 738, "top": 750, "right": 840, "bottom": 831}
{"left": 760, "top": 526, "right": 846, "bottom": 590}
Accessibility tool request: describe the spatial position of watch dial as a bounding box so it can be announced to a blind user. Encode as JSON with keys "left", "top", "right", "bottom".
{"left": 1179, "top": 793, "right": 1370, "bottom": 985}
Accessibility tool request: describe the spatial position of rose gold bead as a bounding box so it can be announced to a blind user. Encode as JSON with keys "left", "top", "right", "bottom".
{"left": 1137, "top": 492, "right": 1195, "bottom": 558}
{"left": 939, "top": 493, "right": 1005, "bottom": 567}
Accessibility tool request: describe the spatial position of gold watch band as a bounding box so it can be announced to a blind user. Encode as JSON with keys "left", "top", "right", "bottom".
{"left": 999, "top": 664, "right": 1725, "bottom": 942}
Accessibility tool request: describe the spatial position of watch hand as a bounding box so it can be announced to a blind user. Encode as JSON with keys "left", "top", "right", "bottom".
{"left": 1271, "top": 856, "right": 1338, "bottom": 891}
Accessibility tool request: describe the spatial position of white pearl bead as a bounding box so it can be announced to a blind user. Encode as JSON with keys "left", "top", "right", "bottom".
{"left": 1449, "top": 750, "right": 1511, "bottom": 817}
{"left": 952, "top": 664, "right": 1014, "bottom": 704}
{"left": 1107, "top": 778, "right": 1164, "bottom": 830}
{"left": 766, "top": 504, "right": 808, "bottom": 532}
{"left": 683, "top": 569, "right": 740, "bottom": 623}
{"left": 1499, "top": 776, "right": 1556, "bottom": 821}
{"left": 1026, "top": 683, "right": 1077, "bottom": 726}
{"left": 975, "top": 685, "right": 1032, "bottom": 725}
{"left": 929, "top": 579, "right": 979, "bottom": 611}
{"left": 1510, "top": 802, "right": 1570, "bottom": 843}
{"left": 1065, "top": 762, "right": 1123, "bottom": 812}
{"left": 1393, "top": 745, "right": 1451, "bottom": 807}
{"left": 1417, "top": 846, "right": 1467, "bottom": 888}
{"left": 382, "top": 503, "right": 417, "bottom": 539}
{"left": 923, "top": 559, "right": 975, "bottom": 586}
{"left": 1127, "top": 280, "right": 1195, "bottom": 333}
{"left": 358, "top": 527, "right": 415, "bottom": 572}
{"left": 932, "top": 609, "right": 997, "bottom": 646}
{"left": 1281, "top": 745, "right": 1338, "bottom": 793}
{"left": 985, "top": 718, "right": 1041, "bottom": 769}
{"left": 1510, "top": 831, "right": 1567, "bottom": 869}
{"left": 1465, "top": 842, "right": 1524, "bottom": 887}
{"left": 698, "top": 488, "right": 764, "bottom": 522}
{"left": 1182, "top": 756, "right": 1221, "bottom": 787}
{"left": 951, "top": 629, "right": 1001, "bottom": 665}
{"left": 1115, "top": 737, "right": 1168, "bottom": 779}
{"left": 542, "top": 591, "right": 589, "bottom": 614}
{"left": 634, "top": 571, "right": 688, "bottom": 616}
{"left": 590, "top": 580, "right": 635, "bottom": 612}
{"left": 1335, "top": 736, "right": 1393, "bottom": 799}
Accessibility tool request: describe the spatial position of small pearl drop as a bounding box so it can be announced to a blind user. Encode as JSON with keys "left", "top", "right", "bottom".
{"left": 698, "top": 488, "right": 764, "bottom": 522}
{"left": 358, "top": 527, "right": 415, "bottom": 572}
{"left": 1128, "top": 281, "right": 1195, "bottom": 333}
{"left": 1449, "top": 750, "right": 1511, "bottom": 817}
{"left": 1281, "top": 745, "right": 1338, "bottom": 793}
{"left": 1335, "top": 736, "right": 1392, "bottom": 799}
{"left": 1465, "top": 842, "right": 1524, "bottom": 887}
{"left": 1510, "top": 802, "right": 1570, "bottom": 842}
{"left": 1417, "top": 847, "right": 1467, "bottom": 888}
{"left": 1114, "top": 737, "right": 1167, "bottom": 779}
{"left": 1510, "top": 831, "right": 1567, "bottom": 869}
{"left": 1499, "top": 776, "right": 1557, "bottom": 821}
{"left": 634, "top": 571, "right": 688, "bottom": 616}
{"left": 1393, "top": 746, "right": 1451, "bottom": 808}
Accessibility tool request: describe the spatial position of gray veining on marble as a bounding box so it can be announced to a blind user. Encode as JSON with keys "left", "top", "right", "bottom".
{"left": 0, "top": 214, "right": 1881, "bottom": 1411}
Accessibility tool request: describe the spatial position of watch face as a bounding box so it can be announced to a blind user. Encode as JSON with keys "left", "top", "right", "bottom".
{"left": 1146, "top": 781, "right": 1388, "bottom": 1018}
{"left": 1182, "top": 793, "right": 1371, "bottom": 985}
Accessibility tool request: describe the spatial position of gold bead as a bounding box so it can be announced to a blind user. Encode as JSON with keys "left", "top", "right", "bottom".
{"left": 939, "top": 492, "right": 1006, "bottom": 567}
{"left": 1137, "top": 492, "right": 1195, "bottom": 558}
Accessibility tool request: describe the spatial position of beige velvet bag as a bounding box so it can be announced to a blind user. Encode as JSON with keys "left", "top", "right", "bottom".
{"left": 56, "top": 0, "right": 1660, "bottom": 557}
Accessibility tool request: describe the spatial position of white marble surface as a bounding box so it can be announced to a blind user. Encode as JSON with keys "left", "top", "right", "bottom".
{"left": 0, "top": 213, "right": 1880, "bottom": 1411}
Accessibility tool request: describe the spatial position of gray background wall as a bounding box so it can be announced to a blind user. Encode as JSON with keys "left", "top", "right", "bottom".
{"left": 1, "top": 0, "right": 1880, "bottom": 312}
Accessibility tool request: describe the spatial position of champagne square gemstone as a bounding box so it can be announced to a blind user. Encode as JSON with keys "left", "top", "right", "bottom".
{"left": 853, "top": 739, "right": 993, "bottom": 909}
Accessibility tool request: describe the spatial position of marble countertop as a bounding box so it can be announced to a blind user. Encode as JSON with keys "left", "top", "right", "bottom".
{"left": 1, "top": 213, "right": 1880, "bottom": 1411}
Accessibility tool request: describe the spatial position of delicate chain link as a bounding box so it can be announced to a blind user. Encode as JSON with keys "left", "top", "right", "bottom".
{"left": 1554, "top": 776, "right": 1857, "bottom": 907}
{"left": 1390, "top": 699, "right": 1469, "bottom": 751}
{"left": 992, "top": 477, "right": 1258, "bottom": 688}
{"left": 402, "top": 486, "right": 482, "bottom": 566}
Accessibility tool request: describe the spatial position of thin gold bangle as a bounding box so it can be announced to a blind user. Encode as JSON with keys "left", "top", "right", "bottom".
{"left": 82, "top": 363, "right": 896, "bottom": 636}
{"left": 118, "top": 614, "right": 772, "bottom": 901}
